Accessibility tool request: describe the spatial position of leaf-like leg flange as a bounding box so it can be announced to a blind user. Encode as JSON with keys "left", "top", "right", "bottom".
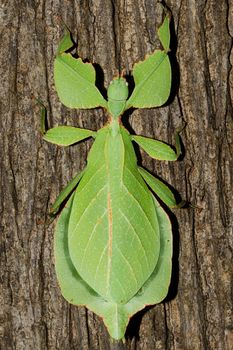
{"left": 126, "top": 15, "right": 171, "bottom": 110}
{"left": 54, "top": 53, "right": 107, "bottom": 109}
{"left": 43, "top": 126, "right": 96, "bottom": 146}
{"left": 57, "top": 29, "right": 74, "bottom": 55}
{"left": 132, "top": 129, "right": 182, "bottom": 161}
{"left": 157, "top": 14, "right": 170, "bottom": 52}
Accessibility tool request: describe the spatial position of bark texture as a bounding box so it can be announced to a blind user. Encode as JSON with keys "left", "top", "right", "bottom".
{"left": 1, "top": 1, "right": 232, "bottom": 349}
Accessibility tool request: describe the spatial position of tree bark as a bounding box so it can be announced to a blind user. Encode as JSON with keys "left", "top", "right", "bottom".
{"left": 1, "top": 1, "right": 232, "bottom": 349}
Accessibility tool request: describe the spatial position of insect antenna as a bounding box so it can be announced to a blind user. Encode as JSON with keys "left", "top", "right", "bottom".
{"left": 116, "top": 39, "right": 122, "bottom": 77}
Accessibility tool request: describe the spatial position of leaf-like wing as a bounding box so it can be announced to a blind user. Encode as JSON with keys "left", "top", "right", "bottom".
{"left": 43, "top": 126, "right": 95, "bottom": 146}
{"left": 54, "top": 193, "right": 100, "bottom": 303}
{"left": 55, "top": 192, "right": 172, "bottom": 340}
{"left": 126, "top": 16, "right": 171, "bottom": 109}
{"left": 122, "top": 195, "right": 172, "bottom": 310}
{"left": 54, "top": 193, "right": 128, "bottom": 339}
{"left": 68, "top": 126, "right": 160, "bottom": 304}
{"left": 54, "top": 53, "right": 107, "bottom": 109}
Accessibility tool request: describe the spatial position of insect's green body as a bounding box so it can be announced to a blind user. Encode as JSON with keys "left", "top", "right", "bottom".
{"left": 69, "top": 123, "right": 160, "bottom": 304}
{"left": 42, "top": 15, "right": 185, "bottom": 339}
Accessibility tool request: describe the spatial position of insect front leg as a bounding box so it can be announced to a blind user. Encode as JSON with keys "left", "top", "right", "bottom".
{"left": 38, "top": 99, "right": 96, "bottom": 146}
{"left": 37, "top": 101, "right": 92, "bottom": 214}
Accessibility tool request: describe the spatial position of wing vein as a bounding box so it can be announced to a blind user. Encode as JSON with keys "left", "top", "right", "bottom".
{"left": 93, "top": 244, "right": 108, "bottom": 287}
{"left": 77, "top": 164, "right": 105, "bottom": 195}
{"left": 72, "top": 184, "right": 108, "bottom": 238}
{"left": 119, "top": 209, "right": 150, "bottom": 270}
{"left": 79, "top": 209, "right": 108, "bottom": 271}
{"left": 122, "top": 183, "right": 155, "bottom": 237}
{"left": 124, "top": 165, "right": 149, "bottom": 195}
{"left": 116, "top": 246, "right": 139, "bottom": 288}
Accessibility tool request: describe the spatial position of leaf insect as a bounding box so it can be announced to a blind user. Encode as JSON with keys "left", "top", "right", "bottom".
{"left": 42, "top": 15, "right": 185, "bottom": 340}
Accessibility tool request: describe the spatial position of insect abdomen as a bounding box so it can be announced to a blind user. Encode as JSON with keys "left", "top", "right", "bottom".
{"left": 68, "top": 126, "right": 160, "bottom": 303}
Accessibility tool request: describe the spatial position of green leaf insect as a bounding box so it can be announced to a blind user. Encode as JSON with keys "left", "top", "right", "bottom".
{"left": 42, "top": 15, "right": 184, "bottom": 340}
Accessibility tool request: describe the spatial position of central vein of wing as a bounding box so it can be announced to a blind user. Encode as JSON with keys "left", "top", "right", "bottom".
{"left": 68, "top": 125, "right": 160, "bottom": 304}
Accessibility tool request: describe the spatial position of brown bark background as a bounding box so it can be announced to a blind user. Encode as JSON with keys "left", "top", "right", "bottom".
{"left": 1, "top": 1, "right": 232, "bottom": 349}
